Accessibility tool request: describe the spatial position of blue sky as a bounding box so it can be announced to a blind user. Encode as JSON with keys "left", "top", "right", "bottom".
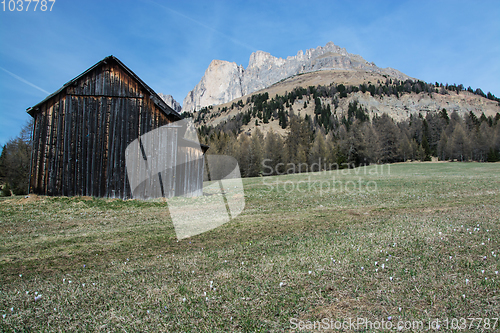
{"left": 1, "top": 0, "right": 499, "bottom": 147}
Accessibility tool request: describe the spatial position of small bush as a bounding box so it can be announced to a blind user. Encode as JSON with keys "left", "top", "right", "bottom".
{"left": 486, "top": 147, "right": 500, "bottom": 162}
{"left": 1, "top": 183, "right": 11, "bottom": 197}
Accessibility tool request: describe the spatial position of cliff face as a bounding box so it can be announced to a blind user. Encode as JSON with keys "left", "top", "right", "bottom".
{"left": 182, "top": 42, "right": 412, "bottom": 112}
{"left": 182, "top": 60, "right": 244, "bottom": 112}
{"left": 157, "top": 93, "right": 182, "bottom": 114}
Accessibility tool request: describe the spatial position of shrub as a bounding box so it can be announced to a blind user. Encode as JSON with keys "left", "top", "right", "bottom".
{"left": 1, "top": 183, "right": 12, "bottom": 197}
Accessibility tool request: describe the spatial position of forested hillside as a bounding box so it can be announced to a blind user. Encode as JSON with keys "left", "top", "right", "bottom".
{"left": 186, "top": 80, "right": 500, "bottom": 177}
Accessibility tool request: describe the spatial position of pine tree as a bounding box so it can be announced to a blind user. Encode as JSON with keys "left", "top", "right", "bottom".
{"left": 237, "top": 134, "right": 252, "bottom": 177}
{"left": 448, "top": 124, "right": 470, "bottom": 161}
{"left": 295, "top": 144, "right": 308, "bottom": 173}
{"left": 286, "top": 115, "right": 312, "bottom": 165}
{"left": 263, "top": 129, "right": 285, "bottom": 176}
{"left": 373, "top": 113, "right": 401, "bottom": 163}
{"left": 437, "top": 130, "right": 449, "bottom": 161}
{"left": 248, "top": 128, "right": 264, "bottom": 177}
{"left": 421, "top": 135, "right": 431, "bottom": 161}
{"left": 398, "top": 132, "right": 413, "bottom": 162}
{"left": 308, "top": 131, "right": 328, "bottom": 171}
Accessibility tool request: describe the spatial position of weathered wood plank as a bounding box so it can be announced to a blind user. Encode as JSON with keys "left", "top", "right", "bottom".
{"left": 47, "top": 101, "right": 58, "bottom": 194}
{"left": 89, "top": 97, "right": 96, "bottom": 197}
{"left": 33, "top": 111, "right": 41, "bottom": 191}
{"left": 55, "top": 96, "right": 65, "bottom": 193}
{"left": 97, "top": 97, "right": 104, "bottom": 197}
{"left": 98, "top": 97, "right": 106, "bottom": 197}
{"left": 115, "top": 97, "right": 122, "bottom": 198}
{"left": 62, "top": 97, "right": 70, "bottom": 196}
{"left": 106, "top": 97, "right": 116, "bottom": 198}
{"left": 69, "top": 96, "right": 78, "bottom": 196}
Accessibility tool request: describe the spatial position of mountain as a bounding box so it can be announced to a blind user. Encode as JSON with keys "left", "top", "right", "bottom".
{"left": 179, "top": 42, "right": 500, "bottom": 170}
{"left": 191, "top": 69, "right": 500, "bottom": 139}
{"left": 182, "top": 42, "right": 412, "bottom": 112}
{"left": 183, "top": 42, "right": 499, "bottom": 138}
{"left": 158, "top": 93, "right": 182, "bottom": 114}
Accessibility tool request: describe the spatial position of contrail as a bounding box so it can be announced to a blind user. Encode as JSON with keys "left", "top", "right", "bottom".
{"left": 0, "top": 66, "right": 50, "bottom": 95}
{"left": 144, "top": 0, "right": 256, "bottom": 52}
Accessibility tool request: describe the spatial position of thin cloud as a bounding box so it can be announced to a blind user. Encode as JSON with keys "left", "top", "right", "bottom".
{"left": 0, "top": 67, "right": 49, "bottom": 95}
{"left": 143, "top": 0, "right": 256, "bottom": 52}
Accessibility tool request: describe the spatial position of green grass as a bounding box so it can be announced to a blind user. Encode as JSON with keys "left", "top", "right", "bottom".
{"left": 0, "top": 162, "right": 499, "bottom": 332}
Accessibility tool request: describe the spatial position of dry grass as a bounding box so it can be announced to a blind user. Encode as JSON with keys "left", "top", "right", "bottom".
{"left": 0, "top": 162, "right": 499, "bottom": 332}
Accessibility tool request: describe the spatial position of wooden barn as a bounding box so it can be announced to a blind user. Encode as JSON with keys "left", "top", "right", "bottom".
{"left": 27, "top": 55, "right": 207, "bottom": 199}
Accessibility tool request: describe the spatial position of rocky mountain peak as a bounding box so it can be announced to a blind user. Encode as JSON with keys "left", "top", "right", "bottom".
{"left": 182, "top": 42, "right": 413, "bottom": 112}
{"left": 157, "top": 93, "right": 182, "bottom": 114}
{"left": 248, "top": 50, "right": 285, "bottom": 70}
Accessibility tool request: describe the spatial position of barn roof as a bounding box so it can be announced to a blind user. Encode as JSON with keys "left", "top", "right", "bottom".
{"left": 26, "top": 55, "right": 182, "bottom": 121}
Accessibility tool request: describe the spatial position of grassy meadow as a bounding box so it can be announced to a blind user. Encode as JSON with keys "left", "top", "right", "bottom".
{"left": 0, "top": 162, "right": 499, "bottom": 332}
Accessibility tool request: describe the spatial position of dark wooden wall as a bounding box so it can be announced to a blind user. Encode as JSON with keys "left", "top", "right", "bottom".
{"left": 29, "top": 60, "right": 204, "bottom": 199}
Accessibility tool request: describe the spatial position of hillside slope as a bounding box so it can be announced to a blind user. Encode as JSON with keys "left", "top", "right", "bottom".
{"left": 191, "top": 70, "right": 500, "bottom": 138}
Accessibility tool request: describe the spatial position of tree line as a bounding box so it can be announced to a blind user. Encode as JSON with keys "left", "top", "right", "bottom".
{"left": 199, "top": 108, "right": 500, "bottom": 178}
{"left": 0, "top": 120, "right": 32, "bottom": 195}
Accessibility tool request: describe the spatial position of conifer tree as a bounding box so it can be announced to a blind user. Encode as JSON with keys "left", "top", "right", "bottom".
{"left": 263, "top": 129, "right": 284, "bottom": 175}
{"left": 248, "top": 128, "right": 264, "bottom": 177}
{"left": 308, "top": 131, "right": 328, "bottom": 171}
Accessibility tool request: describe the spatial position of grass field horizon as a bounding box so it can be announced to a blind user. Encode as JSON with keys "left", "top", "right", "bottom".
{"left": 1, "top": 162, "right": 499, "bottom": 332}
